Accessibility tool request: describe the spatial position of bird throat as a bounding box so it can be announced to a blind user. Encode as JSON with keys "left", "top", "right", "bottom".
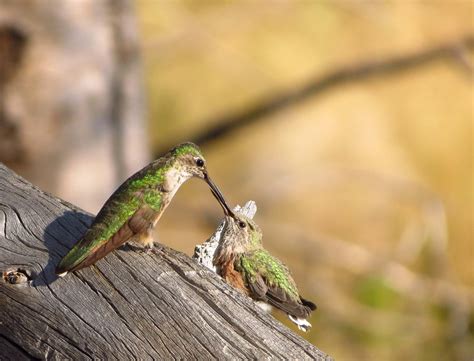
{"left": 162, "top": 166, "right": 193, "bottom": 202}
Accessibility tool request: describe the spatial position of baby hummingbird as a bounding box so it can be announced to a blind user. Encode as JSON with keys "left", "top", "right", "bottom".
{"left": 213, "top": 212, "right": 317, "bottom": 332}
{"left": 56, "top": 142, "right": 233, "bottom": 276}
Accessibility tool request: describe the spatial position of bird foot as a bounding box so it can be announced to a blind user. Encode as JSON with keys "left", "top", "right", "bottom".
{"left": 123, "top": 242, "right": 160, "bottom": 255}
{"left": 143, "top": 243, "right": 164, "bottom": 255}
{"left": 144, "top": 246, "right": 156, "bottom": 254}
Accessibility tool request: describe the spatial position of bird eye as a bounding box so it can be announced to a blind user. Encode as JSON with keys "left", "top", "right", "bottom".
{"left": 195, "top": 158, "right": 204, "bottom": 167}
{"left": 238, "top": 221, "right": 246, "bottom": 229}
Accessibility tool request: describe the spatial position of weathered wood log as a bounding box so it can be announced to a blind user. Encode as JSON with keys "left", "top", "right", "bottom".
{"left": 0, "top": 164, "right": 331, "bottom": 360}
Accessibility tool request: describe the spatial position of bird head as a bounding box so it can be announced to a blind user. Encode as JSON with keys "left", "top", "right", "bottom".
{"left": 172, "top": 142, "right": 235, "bottom": 217}
{"left": 219, "top": 213, "right": 263, "bottom": 255}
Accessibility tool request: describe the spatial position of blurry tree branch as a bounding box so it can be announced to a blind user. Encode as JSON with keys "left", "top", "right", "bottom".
{"left": 109, "top": 0, "right": 131, "bottom": 182}
{"left": 109, "top": 0, "right": 147, "bottom": 182}
{"left": 155, "top": 33, "right": 473, "bottom": 156}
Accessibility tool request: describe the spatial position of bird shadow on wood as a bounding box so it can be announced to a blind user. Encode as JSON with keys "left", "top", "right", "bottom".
{"left": 33, "top": 209, "right": 93, "bottom": 287}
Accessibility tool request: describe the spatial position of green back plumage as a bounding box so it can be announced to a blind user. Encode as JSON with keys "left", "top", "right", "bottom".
{"left": 57, "top": 162, "right": 165, "bottom": 272}
{"left": 218, "top": 214, "right": 301, "bottom": 302}
{"left": 238, "top": 249, "right": 300, "bottom": 301}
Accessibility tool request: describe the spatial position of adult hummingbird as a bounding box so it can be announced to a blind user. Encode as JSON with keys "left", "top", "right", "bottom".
{"left": 56, "top": 142, "right": 233, "bottom": 276}
{"left": 213, "top": 212, "right": 317, "bottom": 331}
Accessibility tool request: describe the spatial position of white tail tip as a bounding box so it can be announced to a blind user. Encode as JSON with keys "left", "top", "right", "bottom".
{"left": 288, "top": 315, "right": 312, "bottom": 332}
{"left": 57, "top": 272, "right": 68, "bottom": 278}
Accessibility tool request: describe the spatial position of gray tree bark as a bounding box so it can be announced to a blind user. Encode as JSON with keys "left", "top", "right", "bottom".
{"left": 0, "top": 163, "right": 331, "bottom": 360}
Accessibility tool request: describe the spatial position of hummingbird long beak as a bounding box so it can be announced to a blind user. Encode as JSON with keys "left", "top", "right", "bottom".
{"left": 204, "top": 173, "right": 235, "bottom": 218}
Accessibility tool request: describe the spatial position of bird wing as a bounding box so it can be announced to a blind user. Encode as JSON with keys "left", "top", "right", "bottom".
{"left": 55, "top": 157, "right": 170, "bottom": 275}
{"left": 240, "top": 251, "right": 315, "bottom": 318}
{"left": 55, "top": 204, "right": 158, "bottom": 274}
{"left": 246, "top": 272, "right": 313, "bottom": 318}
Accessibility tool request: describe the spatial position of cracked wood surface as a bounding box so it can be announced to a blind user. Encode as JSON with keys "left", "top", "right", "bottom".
{"left": 0, "top": 164, "right": 331, "bottom": 360}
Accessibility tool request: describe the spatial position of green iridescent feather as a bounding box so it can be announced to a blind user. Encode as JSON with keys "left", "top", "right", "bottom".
{"left": 173, "top": 143, "right": 202, "bottom": 157}
{"left": 57, "top": 171, "right": 163, "bottom": 271}
{"left": 238, "top": 249, "right": 300, "bottom": 301}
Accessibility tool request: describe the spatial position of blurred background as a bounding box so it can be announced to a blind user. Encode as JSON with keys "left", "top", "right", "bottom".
{"left": 0, "top": 1, "right": 472, "bottom": 360}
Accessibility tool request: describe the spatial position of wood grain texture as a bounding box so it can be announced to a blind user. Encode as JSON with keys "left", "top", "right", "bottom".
{"left": 0, "top": 164, "right": 331, "bottom": 360}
